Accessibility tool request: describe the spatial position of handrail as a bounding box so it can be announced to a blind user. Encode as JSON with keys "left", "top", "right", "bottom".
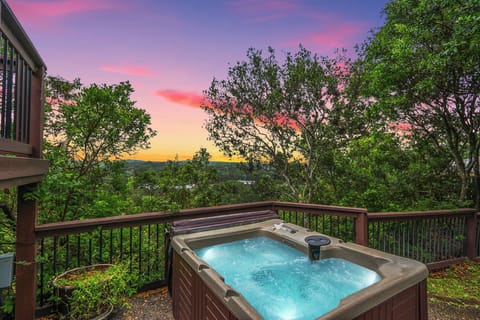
{"left": 368, "top": 208, "right": 477, "bottom": 221}
{"left": 272, "top": 201, "right": 366, "bottom": 216}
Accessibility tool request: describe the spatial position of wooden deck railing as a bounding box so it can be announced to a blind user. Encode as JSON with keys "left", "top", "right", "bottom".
{"left": 33, "top": 201, "right": 479, "bottom": 314}
{"left": 0, "top": 0, "right": 45, "bottom": 159}
{"left": 0, "top": 0, "right": 48, "bottom": 190}
{"left": 368, "top": 209, "right": 478, "bottom": 269}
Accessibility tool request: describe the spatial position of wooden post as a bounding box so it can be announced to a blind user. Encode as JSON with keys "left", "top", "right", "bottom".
{"left": 15, "top": 184, "right": 38, "bottom": 320}
{"left": 355, "top": 211, "right": 368, "bottom": 246}
{"left": 466, "top": 212, "right": 477, "bottom": 260}
{"left": 29, "top": 67, "right": 45, "bottom": 158}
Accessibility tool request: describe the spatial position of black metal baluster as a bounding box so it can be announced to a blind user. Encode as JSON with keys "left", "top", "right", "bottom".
{"left": 99, "top": 229, "right": 103, "bottom": 263}
{"left": 53, "top": 236, "right": 58, "bottom": 275}
{"left": 452, "top": 217, "right": 458, "bottom": 258}
{"left": 387, "top": 221, "right": 392, "bottom": 254}
{"left": 329, "top": 215, "right": 333, "bottom": 236}
{"left": 422, "top": 219, "right": 427, "bottom": 263}
{"left": 441, "top": 218, "right": 446, "bottom": 260}
{"left": 129, "top": 227, "right": 133, "bottom": 274}
{"left": 321, "top": 214, "right": 326, "bottom": 234}
{"left": 77, "top": 234, "right": 81, "bottom": 267}
{"left": 19, "top": 59, "right": 27, "bottom": 142}
{"left": 336, "top": 216, "right": 340, "bottom": 238}
{"left": 88, "top": 235, "right": 92, "bottom": 265}
{"left": 139, "top": 226, "right": 143, "bottom": 276}
{"left": 109, "top": 229, "right": 113, "bottom": 264}
{"left": 13, "top": 51, "right": 19, "bottom": 140}
{"left": 2, "top": 37, "right": 9, "bottom": 137}
{"left": 147, "top": 224, "right": 151, "bottom": 277}
{"left": 5, "top": 44, "right": 14, "bottom": 138}
{"left": 25, "top": 68, "right": 31, "bottom": 141}
{"left": 65, "top": 235, "right": 70, "bottom": 270}
{"left": 427, "top": 219, "right": 433, "bottom": 263}
{"left": 411, "top": 220, "right": 416, "bottom": 260}
{"left": 39, "top": 238, "right": 45, "bottom": 306}
{"left": 156, "top": 224, "right": 160, "bottom": 274}
{"left": 120, "top": 228, "right": 124, "bottom": 262}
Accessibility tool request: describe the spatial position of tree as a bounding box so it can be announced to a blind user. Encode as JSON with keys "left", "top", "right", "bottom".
{"left": 358, "top": 0, "right": 480, "bottom": 207}
{"left": 202, "top": 47, "right": 355, "bottom": 202}
{"left": 153, "top": 149, "right": 219, "bottom": 209}
{"left": 37, "top": 76, "right": 157, "bottom": 222}
{"left": 333, "top": 131, "right": 460, "bottom": 211}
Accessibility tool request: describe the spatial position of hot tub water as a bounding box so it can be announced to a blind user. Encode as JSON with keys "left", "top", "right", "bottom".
{"left": 195, "top": 236, "right": 381, "bottom": 320}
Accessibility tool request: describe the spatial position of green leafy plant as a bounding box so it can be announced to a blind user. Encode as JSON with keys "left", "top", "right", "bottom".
{"left": 0, "top": 285, "right": 15, "bottom": 318}
{"left": 53, "top": 263, "right": 135, "bottom": 319}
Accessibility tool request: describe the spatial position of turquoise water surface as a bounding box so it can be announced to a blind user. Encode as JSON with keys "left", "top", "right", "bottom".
{"left": 194, "top": 236, "right": 381, "bottom": 320}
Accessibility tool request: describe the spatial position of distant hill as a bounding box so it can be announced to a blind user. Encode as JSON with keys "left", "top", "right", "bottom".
{"left": 124, "top": 160, "right": 269, "bottom": 181}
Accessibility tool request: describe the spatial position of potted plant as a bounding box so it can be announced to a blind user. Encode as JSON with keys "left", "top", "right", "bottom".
{"left": 52, "top": 263, "right": 134, "bottom": 319}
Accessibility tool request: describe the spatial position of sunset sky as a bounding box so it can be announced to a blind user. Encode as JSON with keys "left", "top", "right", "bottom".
{"left": 9, "top": 0, "right": 389, "bottom": 161}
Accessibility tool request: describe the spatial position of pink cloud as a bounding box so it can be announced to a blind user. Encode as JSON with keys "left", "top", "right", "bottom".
{"left": 283, "top": 22, "right": 368, "bottom": 51}
{"left": 9, "top": 0, "right": 116, "bottom": 19}
{"left": 100, "top": 64, "right": 155, "bottom": 77}
{"left": 155, "top": 89, "right": 205, "bottom": 109}
{"left": 229, "top": 0, "right": 298, "bottom": 22}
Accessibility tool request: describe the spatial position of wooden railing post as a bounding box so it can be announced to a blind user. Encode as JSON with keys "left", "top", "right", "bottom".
{"left": 466, "top": 212, "right": 477, "bottom": 260}
{"left": 355, "top": 211, "right": 368, "bottom": 246}
{"left": 29, "top": 66, "right": 45, "bottom": 158}
{"left": 15, "top": 184, "right": 38, "bottom": 319}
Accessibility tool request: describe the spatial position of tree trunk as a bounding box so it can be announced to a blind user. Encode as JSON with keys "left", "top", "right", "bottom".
{"left": 473, "top": 154, "right": 480, "bottom": 210}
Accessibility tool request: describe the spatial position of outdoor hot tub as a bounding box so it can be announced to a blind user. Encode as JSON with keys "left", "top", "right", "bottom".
{"left": 170, "top": 211, "right": 428, "bottom": 320}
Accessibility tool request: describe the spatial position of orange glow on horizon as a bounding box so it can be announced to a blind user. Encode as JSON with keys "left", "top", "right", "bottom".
{"left": 125, "top": 150, "right": 241, "bottom": 162}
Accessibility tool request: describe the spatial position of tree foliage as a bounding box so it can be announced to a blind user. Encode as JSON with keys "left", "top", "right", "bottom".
{"left": 202, "top": 47, "right": 357, "bottom": 202}
{"left": 358, "top": 0, "right": 480, "bottom": 206}
{"left": 333, "top": 131, "right": 461, "bottom": 211}
{"left": 37, "top": 76, "right": 156, "bottom": 222}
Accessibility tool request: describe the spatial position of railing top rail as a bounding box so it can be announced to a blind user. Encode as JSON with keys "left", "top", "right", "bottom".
{"left": 273, "top": 201, "right": 367, "bottom": 217}
{"left": 1, "top": 0, "right": 46, "bottom": 70}
{"left": 368, "top": 208, "right": 478, "bottom": 221}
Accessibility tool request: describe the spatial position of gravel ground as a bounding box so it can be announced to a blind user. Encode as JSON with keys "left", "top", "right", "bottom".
{"left": 110, "top": 287, "right": 480, "bottom": 320}
{"left": 428, "top": 294, "right": 480, "bottom": 320}
{"left": 110, "top": 287, "right": 173, "bottom": 320}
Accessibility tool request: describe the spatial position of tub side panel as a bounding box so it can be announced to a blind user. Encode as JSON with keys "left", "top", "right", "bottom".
{"left": 203, "top": 283, "right": 233, "bottom": 320}
{"left": 173, "top": 251, "right": 194, "bottom": 320}
{"left": 419, "top": 279, "right": 428, "bottom": 320}
{"left": 173, "top": 251, "right": 239, "bottom": 320}
{"left": 353, "top": 280, "right": 427, "bottom": 320}
{"left": 353, "top": 298, "right": 393, "bottom": 320}
{"left": 391, "top": 282, "right": 419, "bottom": 319}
